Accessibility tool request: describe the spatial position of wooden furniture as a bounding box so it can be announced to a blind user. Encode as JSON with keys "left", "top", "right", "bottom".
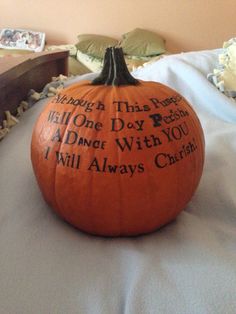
{"left": 0, "top": 50, "right": 69, "bottom": 125}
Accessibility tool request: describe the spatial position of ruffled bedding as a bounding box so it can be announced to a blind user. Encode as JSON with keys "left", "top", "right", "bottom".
{"left": 208, "top": 38, "right": 236, "bottom": 98}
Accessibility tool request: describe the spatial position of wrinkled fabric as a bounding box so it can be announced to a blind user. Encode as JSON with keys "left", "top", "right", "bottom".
{"left": 0, "top": 49, "right": 236, "bottom": 314}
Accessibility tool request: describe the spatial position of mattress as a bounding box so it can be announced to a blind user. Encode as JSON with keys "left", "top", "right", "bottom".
{"left": 0, "top": 49, "right": 236, "bottom": 314}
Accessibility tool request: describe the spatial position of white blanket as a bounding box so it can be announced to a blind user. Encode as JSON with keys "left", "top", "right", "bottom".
{"left": 1, "top": 49, "right": 236, "bottom": 314}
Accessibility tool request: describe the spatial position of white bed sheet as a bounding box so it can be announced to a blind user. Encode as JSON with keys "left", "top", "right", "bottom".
{"left": 0, "top": 49, "right": 236, "bottom": 314}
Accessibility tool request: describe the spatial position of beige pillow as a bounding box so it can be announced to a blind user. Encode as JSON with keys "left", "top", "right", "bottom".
{"left": 120, "top": 28, "right": 166, "bottom": 56}
{"left": 76, "top": 34, "right": 118, "bottom": 59}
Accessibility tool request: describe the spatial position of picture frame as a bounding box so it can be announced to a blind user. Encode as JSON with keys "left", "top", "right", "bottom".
{"left": 0, "top": 28, "right": 45, "bottom": 52}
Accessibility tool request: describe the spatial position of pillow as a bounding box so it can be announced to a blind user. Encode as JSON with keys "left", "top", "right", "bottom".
{"left": 120, "top": 28, "right": 166, "bottom": 56}
{"left": 68, "top": 56, "right": 91, "bottom": 76}
{"left": 76, "top": 34, "right": 118, "bottom": 59}
{"left": 76, "top": 49, "right": 152, "bottom": 73}
{"left": 76, "top": 49, "right": 103, "bottom": 73}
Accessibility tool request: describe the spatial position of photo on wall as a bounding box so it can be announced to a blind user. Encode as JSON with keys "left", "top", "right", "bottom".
{"left": 0, "top": 28, "right": 45, "bottom": 52}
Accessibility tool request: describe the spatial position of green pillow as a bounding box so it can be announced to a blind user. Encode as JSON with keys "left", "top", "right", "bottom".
{"left": 76, "top": 49, "right": 103, "bottom": 73}
{"left": 76, "top": 34, "right": 118, "bottom": 59}
{"left": 120, "top": 28, "right": 166, "bottom": 56}
{"left": 68, "top": 56, "right": 91, "bottom": 76}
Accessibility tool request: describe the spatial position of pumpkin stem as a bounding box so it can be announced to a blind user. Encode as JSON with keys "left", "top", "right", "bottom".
{"left": 91, "top": 47, "right": 139, "bottom": 86}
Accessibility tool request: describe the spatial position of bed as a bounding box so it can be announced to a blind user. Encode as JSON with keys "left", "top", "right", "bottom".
{"left": 0, "top": 48, "right": 236, "bottom": 313}
{"left": 0, "top": 28, "right": 169, "bottom": 77}
{"left": 0, "top": 50, "right": 69, "bottom": 127}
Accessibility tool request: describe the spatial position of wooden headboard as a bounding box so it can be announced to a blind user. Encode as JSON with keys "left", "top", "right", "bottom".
{"left": 0, "top": 0, "right": 236, "bottom": 53}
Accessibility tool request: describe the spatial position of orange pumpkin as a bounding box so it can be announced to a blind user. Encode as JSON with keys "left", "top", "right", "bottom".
{"left": 31, "top": 47, "right": 204, "bottom": 236}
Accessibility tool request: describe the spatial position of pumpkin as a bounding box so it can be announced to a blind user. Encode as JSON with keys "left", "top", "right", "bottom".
{"left": 31, "top": 47, "right": 204, "bottom": 237}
